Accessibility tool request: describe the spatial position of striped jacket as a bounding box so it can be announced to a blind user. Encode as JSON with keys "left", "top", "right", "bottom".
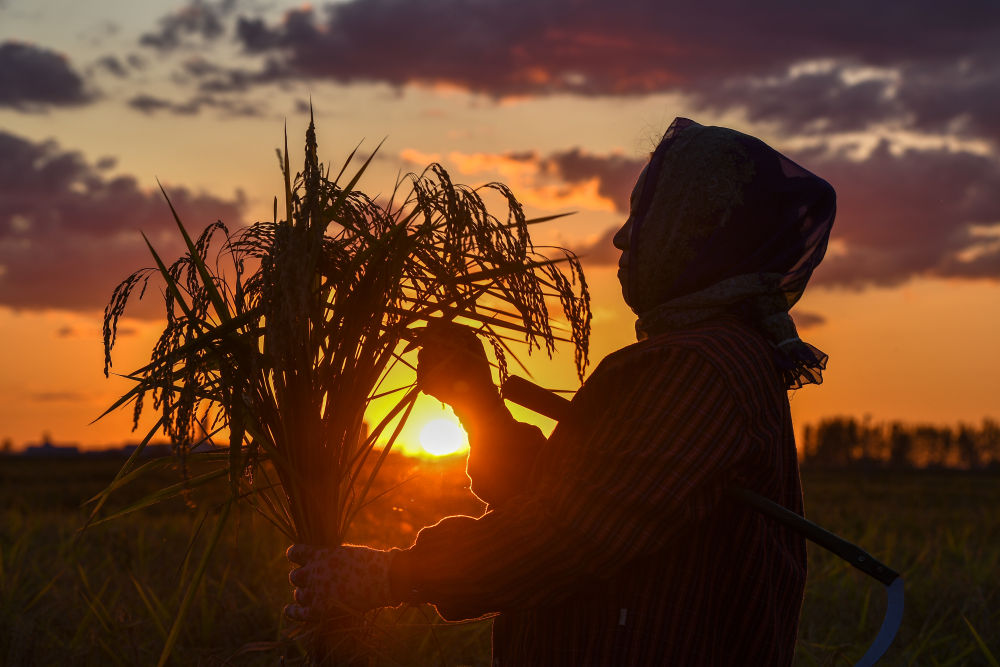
{"left": 395, "top": 316, "right": 806, "bottom": 665}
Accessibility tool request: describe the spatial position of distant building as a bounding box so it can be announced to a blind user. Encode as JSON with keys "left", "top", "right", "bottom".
{"left": 23, "top": 440, "right": 80, "bottom": 457}
{"left": 117, "top": 443, "right": 173, "bottom": 458}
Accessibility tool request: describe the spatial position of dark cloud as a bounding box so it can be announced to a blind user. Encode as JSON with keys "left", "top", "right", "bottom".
{"left": 805, "top": 141, "right": 1000, "bottom": 288}
{"left": 695, "top": 64, "right": 903, "bottom": 135}
{"left": 0, "top": 41, "right": 91, "bottom": 109}
{"left": 571, "top": 226, "right": 621, "bottom": 266}
{"left": 127, "top": 54, "right": 147, "bottom": 70}
{"left": 895, "top": 57, "right": 1000, "bottom": 145}
{"left": 30, "top": 391, "right": 89, "bottom": 402}
{"left": 55, "top": 324, "right": 138, "bottom": 338}
{"left": 140, "top": 0, "right": 237, "bottom": 51}
{"left": 128, "top": 93, "right": 199, "bottom": 115}
{"left": 528, "top": 141, "right": 1000, "bottom": 288}
{"left": 127, "top": 92, "right": 262, "bottom": 117}
{"left": 543, "top": 149, "right": 645, "bottom": 213}
{"left": 791, "top": 311, "right": 826, "bottom": 330}
{"left": 190, "top": 57, "right": 287, "bottom": 93}
{"left": 937, "top": 243, "right": 1000, "bottom": 280}
{"left": 86, "top": 54, "right": 145, "bottom": 83}
{"left": 219, "top": 0, "right": 1000, "bottom": 143}
{"left": 95, "top": 156, "right": 118, "bottom": 170}
{"left": 235, "top": 15, "right": 284, "bottom": 52}
{"left": 0, "top": 131, "right": 244, "bottom": 313}
{"left": 95, "top": 55, "right": 129, "bottom": 78}
{"left": 442, "top": 148, "right": 643, "bottom": 213}
{"left": 181, "top": 56, "right": 223, "bottom": 77}
{"left": 698, "top": 56, "right": 1000, "bottom": 146}
{"left": 56, "top": 324, "right": 136, "bottom": 338}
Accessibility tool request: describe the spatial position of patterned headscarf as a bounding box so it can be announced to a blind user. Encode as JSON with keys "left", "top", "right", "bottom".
{"left": 626, "top": 118, "right": 836, "bottom": 389}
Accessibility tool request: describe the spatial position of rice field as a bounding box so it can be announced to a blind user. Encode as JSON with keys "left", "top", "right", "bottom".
{"left": 1, "top": 454, "right": 997, "bottom": 666}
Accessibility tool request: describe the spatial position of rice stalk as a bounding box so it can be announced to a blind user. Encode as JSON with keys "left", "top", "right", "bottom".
{"left": 96, "top": 114, "right": 590, "bottom": 664}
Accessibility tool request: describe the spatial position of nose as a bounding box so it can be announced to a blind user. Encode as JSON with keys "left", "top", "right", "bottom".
{"left": 613, "top": 217, "right": 632, "bottom": 252}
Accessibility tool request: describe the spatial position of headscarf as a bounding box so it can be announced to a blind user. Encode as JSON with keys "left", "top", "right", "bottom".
{"left": 626, "top": 118, "right": 836, "bottom": 389}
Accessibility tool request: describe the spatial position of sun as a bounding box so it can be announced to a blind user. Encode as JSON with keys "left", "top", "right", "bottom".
{"left": 419, "top": 417, "right": 469, "bottom": 456}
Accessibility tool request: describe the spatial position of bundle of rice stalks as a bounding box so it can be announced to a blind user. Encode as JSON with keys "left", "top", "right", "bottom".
{"left": 92, "top": 115, "right": 591, "bottom": 665}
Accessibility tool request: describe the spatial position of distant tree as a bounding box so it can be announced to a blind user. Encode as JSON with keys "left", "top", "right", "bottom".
{"left": 914, "top": 425, "right": 956, "bottom": 468}
{"left": 939, "top": 426, "right": 955, "bottom": 467}
{"left": 955, "top": 425, "right": 979, "bottom": 469}
{"left": 856, "top": 414, "right": 888, "bottom": 465}
{"left": 1, "top": 438, "right": 11, "bottom": 455}
{"left": 801, "top": 424, "right": 815, "bottom": 461}
{"left": 981, "top": 419, "right": 1000, "bottom": 466}
{"left": 803, "top": 416, "right": 1000, "bottom": 470}
{"left": 812, "top": 417, "right": 859, "bottom": 467}
{"left": 888, "top": 423, "right": 913, "bottom": 469}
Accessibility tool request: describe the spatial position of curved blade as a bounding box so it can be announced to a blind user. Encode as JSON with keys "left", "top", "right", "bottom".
{"left": 855, "top": 576, "right": 904, "bottom": 667}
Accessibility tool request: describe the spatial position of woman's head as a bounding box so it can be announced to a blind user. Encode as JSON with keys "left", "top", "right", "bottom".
{"left": 612, "top": 164, "right": 647, "bottom": 304}
{"left": 613, "top": 118, "right": 836, "bottom": 316}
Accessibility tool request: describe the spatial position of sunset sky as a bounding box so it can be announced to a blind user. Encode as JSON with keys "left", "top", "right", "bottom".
{"left": 2, "top": 0, "right": 999, "bottom": 455}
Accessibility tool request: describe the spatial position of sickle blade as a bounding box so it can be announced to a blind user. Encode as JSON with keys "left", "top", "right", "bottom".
{"left": 855, "top": 576, "right": 904, "bottom": 667}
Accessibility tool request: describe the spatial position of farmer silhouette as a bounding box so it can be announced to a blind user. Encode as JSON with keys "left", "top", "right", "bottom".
{"left": 286, "top": 118, "right": 836, "bottom": 666}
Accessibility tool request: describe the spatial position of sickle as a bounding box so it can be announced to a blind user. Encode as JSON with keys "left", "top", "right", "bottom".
{"left": 501, "top": 375, "right": 904, "bottom": 666}
{"left": 730, "top": 487, "right": 904, "bottom": 667}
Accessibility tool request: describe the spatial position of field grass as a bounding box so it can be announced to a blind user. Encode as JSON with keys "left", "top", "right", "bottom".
{"left": 1, "top": 455, "right": 997, "bottom": 666}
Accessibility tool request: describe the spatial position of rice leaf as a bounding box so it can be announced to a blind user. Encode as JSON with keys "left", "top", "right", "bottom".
{"left": 141, "top": 233, "right": 197, "bottom": 325}
{"left": 157, "top": 181, "right": 232, "bottom": 323}
{"left": 157, "top": 502, "right": 232, "bottom": 667}
{"left": 86, "top": 468, "right": 229, "bottom": 527}
{"left": 131, "top": 574, "right": 169, "bottom": 641}
{"left": 89, "top": 382, "right": 146, "bottom": 424}
{"left": 80, "top": 416, "right": 165, "bottom": 530}
{"left": 963, "top": 616, "right": 1000, "bottom": 667}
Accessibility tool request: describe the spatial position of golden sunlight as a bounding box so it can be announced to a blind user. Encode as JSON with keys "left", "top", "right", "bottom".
{"left": 419, "top": 417, "right": 469, "bottom": 456}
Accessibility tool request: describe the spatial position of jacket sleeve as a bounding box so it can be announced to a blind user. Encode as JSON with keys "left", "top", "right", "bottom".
{"left": 394, "top": 344, "right": 754, "bottom": 621}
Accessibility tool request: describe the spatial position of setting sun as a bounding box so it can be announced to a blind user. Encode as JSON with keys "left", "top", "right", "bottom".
{"left": 419, "top": 417, "right": 469, "bottom": 456}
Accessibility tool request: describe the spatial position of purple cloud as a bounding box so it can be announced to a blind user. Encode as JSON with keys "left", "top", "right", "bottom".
{"left": 791, "top": 311, "right": 827, "bottom": 330}
{"left": 694, "top": 64, "right": 903, "bottom": 135}
{"left": 30, "top": 391, "right": 90, "bottom": 403}
{"left": 0, "top": 41, "right": 91, "bottom": 109}
{"left": 212, "top": 0, "right": 1000, "bottom": 145}
{"left": 140, "top": 0, "right": 237, "bottom": 51}
{"left": 806, "top": 141, "right": 1000, "bottom": 287}
{"left": 544, "top": 149, "right": 646, "bottom": 213}
{"left": 0, "top": 131, "right": 244, "bottom": 313}
{"left": 511, "top": 142, "right": 1000, "bottom": 288}
{"left": 94, "top": 55, "right": 130, "bottom": 78}
{"left": 572, "top": 226, "right": 621, "bottom": 266}
{"left": 126, "top": 92, "right": 261, "bottom": 117}
{"left": 128, "top": 93, "right": 200, "bottom": 115}
{"left": 697, "top": 56, "right": 1000, "bottom": 145}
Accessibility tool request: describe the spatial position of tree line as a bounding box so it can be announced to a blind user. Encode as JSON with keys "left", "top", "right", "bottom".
{"left": 800, "top": 416, "right": 1000, "bottom": 469}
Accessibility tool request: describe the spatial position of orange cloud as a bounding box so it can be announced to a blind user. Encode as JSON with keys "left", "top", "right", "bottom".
{"left": 399, "top": 147, "right": 641, "bottom": 214}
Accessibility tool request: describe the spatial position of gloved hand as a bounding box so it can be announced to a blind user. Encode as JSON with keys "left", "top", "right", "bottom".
{"left": 284, "top": 544, "right": 398, "bottom": 621}
{"left": 417, "top": 320, "right": 499, "bottom": 417}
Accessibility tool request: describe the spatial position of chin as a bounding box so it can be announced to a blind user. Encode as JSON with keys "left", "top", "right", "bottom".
{"left": 616, "top": 273, "right": 629, "bottom": 304}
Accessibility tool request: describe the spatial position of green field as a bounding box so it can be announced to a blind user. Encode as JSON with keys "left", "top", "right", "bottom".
{"left": 1, "top": 456, "right": 997, "bottom": 666}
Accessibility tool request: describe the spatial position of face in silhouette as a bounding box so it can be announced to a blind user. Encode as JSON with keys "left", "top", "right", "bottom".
{"left": 613, "top": 163, "right": 649, "bottom": 306}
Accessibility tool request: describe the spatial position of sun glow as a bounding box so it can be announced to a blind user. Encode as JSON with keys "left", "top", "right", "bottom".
{"left": 419, "top": 417, "right": 469, "bottom": 456}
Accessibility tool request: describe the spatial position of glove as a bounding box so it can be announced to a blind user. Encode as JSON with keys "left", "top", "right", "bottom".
{"left": 417, "top": 320, "right": 499, "bottom": 417}
{"left": 284, "top": 544, "right": 398, "bottom": 621}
